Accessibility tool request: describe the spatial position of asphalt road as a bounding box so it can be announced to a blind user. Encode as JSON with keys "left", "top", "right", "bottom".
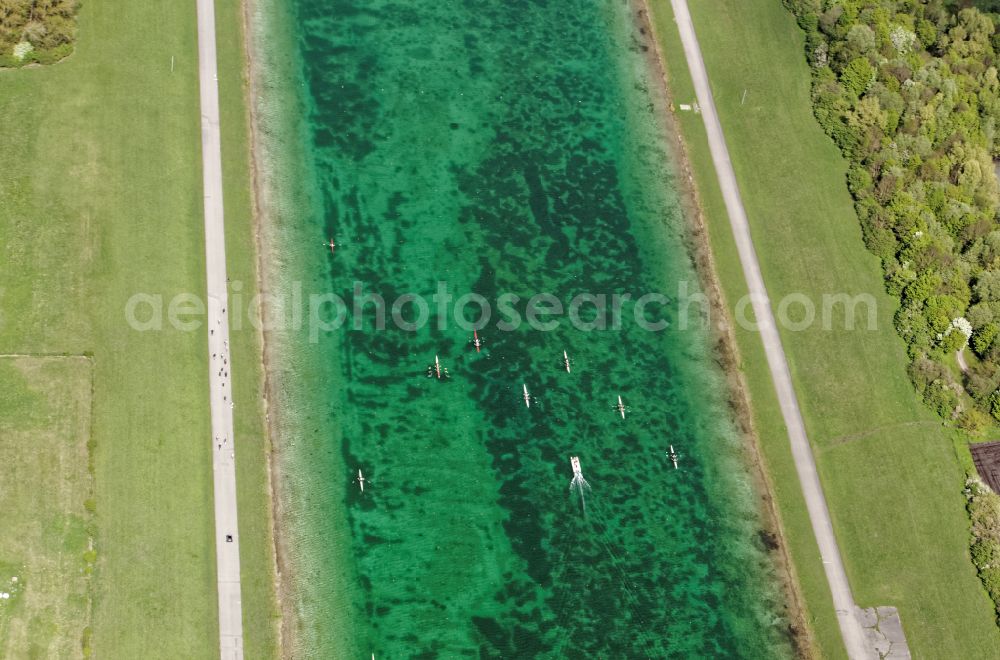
{"left": 668, "top": 0, "right": 871, "bottom": 656}
{"left": 195, "top": 0, "right": 245, "bottom": 657}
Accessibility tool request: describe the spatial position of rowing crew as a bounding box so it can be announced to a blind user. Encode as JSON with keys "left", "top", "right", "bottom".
{"left": 427, "top": 355, "right": 449, "bottom": 380}
{"left": 423, "top": 351, "right": 631, "bottom": 421}
{"left": 356, "top": 450, "right": 678, "bottom": 495}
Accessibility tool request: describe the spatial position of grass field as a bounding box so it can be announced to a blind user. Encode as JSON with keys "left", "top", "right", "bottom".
{"left": 0, "top": 1, "right": 277, "bottom": 657}
{"left": 647, "top": 0, "right": 1000, "bottom": 657}
{"left": 0, "top": 357, "right": 94, "bottom": 657}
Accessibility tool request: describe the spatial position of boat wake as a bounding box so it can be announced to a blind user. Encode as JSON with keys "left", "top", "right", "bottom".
{"left": 570, "top": 475, "right": 591, "bottom": 515}
{"left": 569, "top": 456, "right": 591, "bottom": 516}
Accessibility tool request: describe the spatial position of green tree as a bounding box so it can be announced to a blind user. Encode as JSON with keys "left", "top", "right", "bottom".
{"left": 973, "top": 323, "right": 1000, "bottom": 356}
{"left": 976, "top": 271, "right": 1000, "bottom": 302}
{"left": 841, "top": 57, "right": 876, "bottom": 97}
{"left": 846, "top": 23, "right": 877, "bottom": 57}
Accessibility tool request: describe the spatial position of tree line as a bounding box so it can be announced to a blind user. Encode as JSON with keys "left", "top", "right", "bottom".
{"left": 967, "top": 476, "right": 1000, "bottom": 620}
{"left": 785, "top": 0, "right": 1000, "bottom": 433}
{"left": 0, "top": 0, "right": 78, "bottom": 67}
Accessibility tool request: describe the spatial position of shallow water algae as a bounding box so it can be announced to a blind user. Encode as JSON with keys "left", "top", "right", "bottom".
{"left": 266, "top": 0, "right": 797, "bottom": 655}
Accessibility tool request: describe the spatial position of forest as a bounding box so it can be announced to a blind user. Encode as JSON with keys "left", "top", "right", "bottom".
{"left": 0, "top": 0, "right": 78, "bottom": 66}
{"left": 784, "top": 0, "right": 1000, "bottom": 432}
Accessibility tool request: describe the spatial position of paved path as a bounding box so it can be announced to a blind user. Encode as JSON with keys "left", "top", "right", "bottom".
{"left": 668, "top": 1, "right": 870, "bottom": 657}
{"left": 195, "top": 0, "right": 245, "bottom": 657}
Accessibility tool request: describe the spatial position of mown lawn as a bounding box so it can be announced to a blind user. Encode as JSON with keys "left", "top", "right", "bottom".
{"left": 0, "top": 1, "right": 277, "bottom": 657}
{"left": 647, "top": 0, "right": 1000, "bottom": 657}
{"left": 0, "top": 357, "right": 94, "bottom": 658}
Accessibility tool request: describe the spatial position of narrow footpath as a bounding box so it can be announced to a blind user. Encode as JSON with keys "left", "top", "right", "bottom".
{"left": 195, "top": 0, "right": 245, "bottom": 657}
{"left": 669, "top": 0, "right": 871, "bottom": 657}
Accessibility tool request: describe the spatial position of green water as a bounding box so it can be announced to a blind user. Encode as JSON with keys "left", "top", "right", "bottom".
{"left": 251, "top": 0, "right": 795, "bottom": 656}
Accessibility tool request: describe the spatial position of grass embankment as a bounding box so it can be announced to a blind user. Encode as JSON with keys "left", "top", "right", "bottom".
{"left": 0, "top": 1, "right": 277, "bottom": 657}
{"left": 647, "top": 0, "right": 1000, "bottom": 657}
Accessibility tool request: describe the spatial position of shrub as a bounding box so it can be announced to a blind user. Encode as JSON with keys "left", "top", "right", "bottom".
{"left": 969, "top": 484, "right": 1000, "bottom": 541}
{"left": 972, "top": 538, "right": 1000, "bottom": 569}
{"left": 0, "top": 0, "right": 79, "bottom": 68}
{"left": 966, "top": 479, "right": 1000, "bottom": 616}
{"left": 923, "top": 379, "right": 960, "bottom": 418}
{"left": 908, "top": 356, "right": 949, "bottom": 393}
{"left": 958, "top": 408, "right": 991, "bottom": 435}
{"left": 966, "top": 371, "right": 998, "bottom": 403}
{"left": 982, "top": 566, "right": 1000, "bottom": 604}
{"left": 990, "top": 390, "right": 1000, "bottom": 421}
{"left": 847, "top": 164, "right": 873, "bottom": 194}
